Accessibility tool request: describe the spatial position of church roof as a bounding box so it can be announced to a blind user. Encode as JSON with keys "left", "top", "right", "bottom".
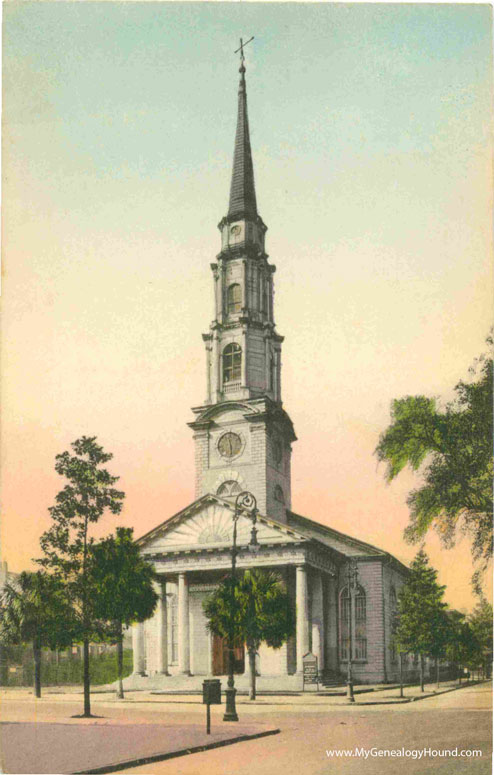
{"left": 135, "top": 493, "right": 407, "bottom": 574}
{"left": 227, "top": 61, "right": 258, "bottom": 221}
{"left": 287, "top": 511, "right": 384, "bottom": 557}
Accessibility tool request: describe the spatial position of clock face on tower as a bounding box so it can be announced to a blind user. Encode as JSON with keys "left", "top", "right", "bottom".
{"left": 230, "top": 225, "right": 241, "bottom": 236}
{"left": 218, "top": 431, "right": 242, "bottom": 459}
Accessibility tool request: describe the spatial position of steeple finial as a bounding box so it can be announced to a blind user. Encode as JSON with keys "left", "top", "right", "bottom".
{"left": 235, "top": 36, "right": 254, "bottom": 74}
{"left": 228, "top": 37, "right": 257, "bottom": 221}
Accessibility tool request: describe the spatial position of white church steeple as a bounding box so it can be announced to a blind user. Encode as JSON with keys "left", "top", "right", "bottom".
{"left": 189, "top": 53, "right": 296, "bottom": 522}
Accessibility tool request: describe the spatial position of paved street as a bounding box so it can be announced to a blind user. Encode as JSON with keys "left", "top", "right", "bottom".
{"left": 0, "top": 682, "right": 490, "bottom": 774}
{"left": 113, "top": 683, "right": 492, "bottom": 775}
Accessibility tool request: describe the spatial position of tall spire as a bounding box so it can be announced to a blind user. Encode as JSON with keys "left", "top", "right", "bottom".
{"left": 228, "top": 44, "right": 258, "bottom": 221}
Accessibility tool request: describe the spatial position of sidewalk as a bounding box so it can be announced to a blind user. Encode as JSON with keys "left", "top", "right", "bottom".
{"left": 1, "top": 678, "right": 484, "bottom": 710}
{"left": 0, "top": 720, "right": 279, "bottom": 774}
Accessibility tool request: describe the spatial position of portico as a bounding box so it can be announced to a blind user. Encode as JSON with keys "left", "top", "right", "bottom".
{"left": 133, "top": 496, "right": 340, "bottom": 680}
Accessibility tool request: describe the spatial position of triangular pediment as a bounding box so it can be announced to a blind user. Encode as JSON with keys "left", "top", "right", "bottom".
{"left": 137, "top": 495, "right": 307, "bottom": 555}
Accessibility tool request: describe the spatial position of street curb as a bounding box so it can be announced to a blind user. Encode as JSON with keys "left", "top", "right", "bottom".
{"left": 352, "top": 679, "right": 489, "bottom": 706}
{"left": 70, "top": 728, "right": 281, "bottom": 775}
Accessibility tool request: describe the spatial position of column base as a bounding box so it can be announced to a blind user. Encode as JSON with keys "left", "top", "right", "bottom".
{"left": 223, "top": 687, "right": 239, "bottom": 722}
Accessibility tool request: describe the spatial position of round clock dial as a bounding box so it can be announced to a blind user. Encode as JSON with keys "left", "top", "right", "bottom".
{"left": 230, "top": 225, "right": 241, "bottom": 236}
{"left": 218, "top": 432, "right": 242, "bottom": 459}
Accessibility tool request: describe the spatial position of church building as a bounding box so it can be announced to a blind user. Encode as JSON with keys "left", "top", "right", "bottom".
{"left": 132, "top": 55, "right": 411, "bottom": 688}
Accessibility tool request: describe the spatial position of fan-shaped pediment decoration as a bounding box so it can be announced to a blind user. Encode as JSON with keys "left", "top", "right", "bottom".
{"left": 141, "top": 500, "right": 303, "bottom": 552}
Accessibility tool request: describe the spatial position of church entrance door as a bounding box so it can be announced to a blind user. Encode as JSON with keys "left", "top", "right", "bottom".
{"left": 212, "top": 634, "right": 245, "bottom": 675}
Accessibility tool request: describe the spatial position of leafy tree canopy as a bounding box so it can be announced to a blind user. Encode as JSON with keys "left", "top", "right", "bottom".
{"left": 37, "top": 436, "right": 125, "bottom": 638}
{"left": 0, "top": 570, "right": 74, "bottom": 697}
{"left": 394, "top": 550, "right": 447, "bottom": 657}
{"left": 0, "top": 571, "right": 73, "bottom": 650}
{"left": 468, "top": 599, "right": 493, "bottom": 670}
{"left": 204, "top": 569, "right": 295, "bottom": 651}
{"left": 37, "top": 436, "right": 125, "bottom": 715}
{"left": 445, "top": 610, "right": 480, "bottom": 671}
{"left": 376, "top": 337, "right": 493, "bottom": 589}
{"left": 89, "top": 527, "right": 158, "bottom": 638}
{"left": 203, "top": 569, "right": 295, "bottom": 699}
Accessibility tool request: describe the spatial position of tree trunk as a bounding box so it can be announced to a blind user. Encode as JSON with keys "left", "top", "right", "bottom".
{"left": 248, "top": 646, "right": 257, "bottom": 701}
{"left": 33, "top": 640, "right": 42, "bottom": 699}
{"left": 399, "top": 653, "right": 404, "bottom": 698}
{"left": 83, "top": 638, "right": 91, "bottom": 717}
{"left": 116, "top": 624, "right": 124, "bottom": 700}
{"left": 419, "top": 655, "right": 425, "bottom": 692}
{"left": 435, "top": 657, "right": 440, "bottom": 689}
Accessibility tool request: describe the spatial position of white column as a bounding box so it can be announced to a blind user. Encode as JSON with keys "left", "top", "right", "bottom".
{"left": 296, "top": 565, "right": 310, "bottom": 673}
{"left": 156, "top": 581, "right": 169, "bottom": 675}
{"left": 241, "top": 327, "right": 247, "bottom": 387}
{"left": 311, "top": 572, "right": 324, "bottom": 672}
{"left": 132, "top": 622, "right": 146, "bottom": 675}
{"left": 242, "top": 259, "right": 248, "bottom": 311}
{"left": 269, "top": 271, "right": 274, "bottom": 322}
{"left": 212, "top": 332, "right": 220, "bottom": 400}
{"left": 274, "top": 347, "right": 281, "bottom": 402}
{"left": 178, "top": 573, "right": 190, "bottom": 674}
{"left": 264, "top": 337, "right": 270, "bottom": 393}
{"left": 212, "top": 264, "right": 219, "bottom": 320}
{"left": 208, "top": 631, "right": 214, "bottom": 676}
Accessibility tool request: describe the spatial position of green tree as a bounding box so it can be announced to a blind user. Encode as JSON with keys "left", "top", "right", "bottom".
{"left": 203, "top": 569, "right": 295, "bottom": 700}
{"left": 445, "top": 611, "right": 479, "bottom": 683}
{"left": 37, "top": 436, "right": 125, "bottom": 716}
{"left": 89, "top": 527, "right": 158, "bottom": 699}
{"left": 393, "top": 550, "right": 447, "bottom": 692}
{"left": 427, "top": 607, "right": 452, "bottom": 688}
{"left": 0, "top": 571, "right": 73, "bottom": 697}
{"left": 375, "top": 338, "right": 493, "bottom": 591}
{"left": 468, "top": 599, "right": 493, "bottom": 678}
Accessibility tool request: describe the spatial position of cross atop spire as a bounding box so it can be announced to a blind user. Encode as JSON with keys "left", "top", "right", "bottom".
{"left": 228, "top": 37, "right": 258, "bottom": 221}
{"left": 235, "top": 36, "right": 254, "bottom": 73}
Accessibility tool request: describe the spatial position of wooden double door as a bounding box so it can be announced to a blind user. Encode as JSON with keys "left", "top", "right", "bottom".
{"left": 212, "top": 634, "right": 245, "bottom": 676}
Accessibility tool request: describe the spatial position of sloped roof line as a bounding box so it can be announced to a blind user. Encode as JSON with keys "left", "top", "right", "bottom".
{"left": 135, "top": 494, "right": 312, "bottom": 549}
{"left": 287, "top": 510, "right": 386, "bottom": 557}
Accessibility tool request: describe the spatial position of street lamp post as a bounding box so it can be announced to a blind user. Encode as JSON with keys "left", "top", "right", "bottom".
{"left": 346, "top": 559, "right": 359, "bottom": 703}
{"left": 223, "top": 490, "right": 260, "bottom": 722}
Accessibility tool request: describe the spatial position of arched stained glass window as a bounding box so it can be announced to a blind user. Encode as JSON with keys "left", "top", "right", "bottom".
{"left": 354, "top": 585, "right": 367, "bottom": 659}
{"left": 223, "top": 343, "right": 241, "bottom": 384}
{"left": 339, "top": 584, "right": 367, "bottom": 661}
{"left": 227, "top": 284, "right": 242, "bottom": 315}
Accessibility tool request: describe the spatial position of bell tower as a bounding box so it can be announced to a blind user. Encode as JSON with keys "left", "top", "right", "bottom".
{"left": 189, "top": 51, "right": 296, "bottom": 523}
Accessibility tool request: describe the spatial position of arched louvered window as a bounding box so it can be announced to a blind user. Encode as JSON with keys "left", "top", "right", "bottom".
{"left": 227, "top": 284, "right": 242, "bottom": 315}
{"left": 274, "top": 485, "right": 284, "bottom": 503}
{"left": 217, "top": 480, "right": 242, "bottom": 498}
{"left": 223, "top": 343, "right": 241, "bottom": 384}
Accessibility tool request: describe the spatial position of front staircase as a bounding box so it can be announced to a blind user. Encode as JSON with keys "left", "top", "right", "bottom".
{"left": 119, "top": 671, "right": 305, "bottom": 694}
{"left": 115, "top": 668, "right": 347, "bottom": 695}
